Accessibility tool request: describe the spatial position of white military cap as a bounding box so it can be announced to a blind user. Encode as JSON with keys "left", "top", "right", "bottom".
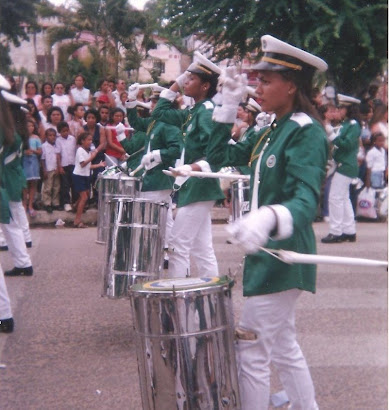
{"left": 246, "top": 86, "right": 258, "bottom": 98}
{"left": 1, "top": 90, "right": 27, "bottom": 105}
{"left": 187, "top": 50, "right": 221, "bottom": 78}
{"left": 246, "top": 98, "right": 262, "bottom": 114}
{"left": 337, "top": 93, "right": 361, "bottom": 106}
{"left": 253, "top": 35, "right": 328, "bottom": 73}
{"left": 0, "top": 74, "right": 11, "bottom": 90}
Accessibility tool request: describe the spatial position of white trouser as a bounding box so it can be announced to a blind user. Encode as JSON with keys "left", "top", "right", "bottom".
{"left": 237, "top": 289, "right": 318, "bottom": 410}
{"left": 0, "top": 202, "right": 31, "bottom": 246}
{"left": 168, "top": 201, "right": 219, "bottom": 278}
{"left": 1, "top": 203, "right": 32, "bottom": 268}
{"left": 0, "top": 264, "right": 12, "bottom": 319}
{"left": 140, "top": 190, "right": 173, "bottom": 249}
{"left": 328, "top": 172, "right": 356, "bottom": 236}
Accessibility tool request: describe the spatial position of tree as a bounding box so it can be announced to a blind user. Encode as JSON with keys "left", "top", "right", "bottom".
{"left": 158, "top": 0, "right": 387, "bottom": 94}
{"left": 0, "top": 0, "right": 40, "bottom": 70}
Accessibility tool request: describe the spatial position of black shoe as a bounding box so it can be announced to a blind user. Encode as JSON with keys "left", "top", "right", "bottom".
{"left": 0, "top": 245, "right": 8, "bottom": 251}
{"left": 163, "top": 259, "right": 169, "bottom": 270}
{"left": 52, "top": 205, "right": 60, "bottom": 211}
{"left": 0, "top": 318, "right": 14, "bottom": 333}
{"left": 321, "top": 234, "right": 343, "bottom": 244}
{"left": 25, "top": 241, "right": 32, "bottom": 248}
{"left": 340, "top": 233, "right": 356, "bottom": 242}
{"left": 5, "top": 266, "right": 33, "bottom": 276}
{"left": 45, "top": 206, "right": 53, "bottom": 214}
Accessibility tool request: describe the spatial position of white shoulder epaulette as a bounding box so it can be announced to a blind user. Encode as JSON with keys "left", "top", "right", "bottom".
{"left": 290, "top": 112, "right": 313, "bottom": 127}
{"left": 350, "top": 119, "right": 357, "bottom": 125}
{"left": 203, "top": 101, "right": 214, "bottom": 110}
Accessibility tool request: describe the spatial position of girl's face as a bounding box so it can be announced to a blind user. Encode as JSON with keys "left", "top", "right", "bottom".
{"left": 44, "top": 84, "right": 53, "bottom": 95}
{"left": 50, "top": 110, "right": 62, "bottom": 125}
{"left": 237, "top": 106, "right": 245, "bottom": 120}
{"left": 27, "top": 103, "right": 36, "bottom": 114}
{"left": 375, "top": 135, "right": 385, "bottom": 149}
{"left": 75, "top": 106, "right": 85, "bottom": 119}
{"left": 120, "top": 92, "right": 128, "bottom": 103}
{"left": 183, "top": 73, "right": 207, "bottom": 100}
{"left": 100, "top": 81, "right": 109, "bottom": 92}
{"left": 82, "top": 135, "right": 93, "bottom": 149}
{"left": 255, "top": 71, "right": 295, "bottom": 118}
{"left": 27, "top": 122, "right": 35, "bottom": 135}
{"left": 26, "top": 83, "right": 37, "bottom": 95}
{"left": 112, "top": 111, "right": 124, "bottom": 124}
{"left": 99, "top": 108, "right": 109, "bottom": 122}
{"left": 86, "top": 113, "right": 97, "bottom": 127}
{"left": 54, "top": 83, "right": 65, "bottom": 96}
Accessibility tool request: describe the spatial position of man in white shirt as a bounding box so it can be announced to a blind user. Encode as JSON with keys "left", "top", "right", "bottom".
{"left": 39, "top": 95, "right": 53, "bottom": 129}
{"left": 112, "top": 79, "right": 127, "bottom": 106}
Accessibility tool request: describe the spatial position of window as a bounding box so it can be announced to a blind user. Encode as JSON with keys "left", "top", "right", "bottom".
{"left": 36, "top": 55, "right": 54, "bottom": 73}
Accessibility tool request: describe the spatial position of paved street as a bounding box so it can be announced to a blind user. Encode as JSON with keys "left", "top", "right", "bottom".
{"left": 0, "top": 220, "right": 387, "bottom": 409}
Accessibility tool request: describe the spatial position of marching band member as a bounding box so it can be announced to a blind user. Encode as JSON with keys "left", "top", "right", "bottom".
{"left": 152, "top": 53, "right": 224, "bottom": 278}
{"left": 207, "top": 35, "right": 328, "bottom": 409}
{"left": 321, "top": 94, "right": 361, "bottom": 243}
{"left": 117, "top": 85, "right": 181, "bottom": 263}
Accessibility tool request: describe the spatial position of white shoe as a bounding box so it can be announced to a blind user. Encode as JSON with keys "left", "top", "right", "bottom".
{"left": 64, "top": 204, "right": 72, "bottom": 212}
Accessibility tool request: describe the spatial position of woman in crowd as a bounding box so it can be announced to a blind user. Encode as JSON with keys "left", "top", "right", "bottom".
{"left": 23, "top": 80, "right": 41, "bottom": 108}
{"left": 45, "top": 106, "right": 64, "bottom": 133}
{"left": 205, "top": 35, "right": 328, "bottom": 410}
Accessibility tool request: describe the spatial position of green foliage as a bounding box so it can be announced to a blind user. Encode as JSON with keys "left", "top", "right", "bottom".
{"left": 158, "top": 0, "right": 388, "bottom": 93}
{"left": 0, "top": 43, "right": 11, "bottom": 72}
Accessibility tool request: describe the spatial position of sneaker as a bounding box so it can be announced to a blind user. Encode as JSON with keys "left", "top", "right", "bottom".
{"left": 340, "top": 233, "right": 356, "bottom": 242}
{"left": 0, "top": 318, "right": 14, "bottom": 333}
{"left": 5, "top": 266, "right": 33, "bottom": 276}
{"left": 64, "top": 204, "right": 72, "bottom": 212}
{"left": 321, "top": 234, "right": 343, "bottom": 244}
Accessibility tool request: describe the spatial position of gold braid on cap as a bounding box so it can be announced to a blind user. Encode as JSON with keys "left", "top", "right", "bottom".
{"left": 261, "top": 56, "right": 302, "bottom": 71}
{"left": 197, "top": 64, "right": 213, "bottom": 75}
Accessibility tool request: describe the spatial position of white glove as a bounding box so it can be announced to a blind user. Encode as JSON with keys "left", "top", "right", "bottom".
{"left": 168, "top": 164, "right": 192, "bottom": 177}
{"left": 175, "top": 72, "right": 189, "bottom": 88}
{"left": 115, "top": 123, "right": 127, "bottom": 141}
{"left": 328, "top": 125, "right": 342, "bottom": 142}
{"left": 127, "top": 83, "right": 139, "bottom": 101}
{"left": 226, "top": 207, "right": 277, "bottom": 254}
{"left": 141, "top": 150, "right": 162, "bottom": 170}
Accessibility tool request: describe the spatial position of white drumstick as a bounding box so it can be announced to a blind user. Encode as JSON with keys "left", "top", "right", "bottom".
{"left": 162, "top": 169, "right": 250, "bottom": 181}
{"left": 129, "top": 164, "right": 144, "bottom": 176}
{"left": 138, "top": 83, "right": 158, "bottom": 89}
{"left": 261, "top": 248, "right": 388, "bottom": 268}
{"left": 105, "top": 126, "right": 135, "bottom": 131}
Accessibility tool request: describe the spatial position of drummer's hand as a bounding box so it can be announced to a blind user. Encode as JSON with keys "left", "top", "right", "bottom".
{"left": 168, "top": 164, "right": 192, "bottom": 177}
{"left": 175, "top": 72, "right": 189, "bottom": 89}
{"left": 127, "top": 83, "right": 139, "bottom": 101}
{"left": 222, "top": 66, "right": 248, "bottom": 106}
{"left": 115, "top": 122, "right": 126, "bottom": 135}
{"left": 141, "top": 150, "right": 162, "bottom": 170}
{"left": 226, "top": 206, "right": 277, "bottom": 254}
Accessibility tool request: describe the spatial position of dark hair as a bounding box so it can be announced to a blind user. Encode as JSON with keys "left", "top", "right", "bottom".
{"left": 25, "top": 80, "right": 38, "bottom": 95}
{"left": 97, "top": 79, "right": 108, "bottom": 89}
{"left": 26, "top": 118, "right": 38, "bottom": 135}
{"left": 74, "top": 74, "right": 86, "bottom": 82}
{"left": 195, "top": 73, "right": 219, "bottom": 99}
{"left": 41, "top": 94, "right": 53, "bottom": 104}
{"left": 84, "top": 109, "right": 100, "bottom": 123}
{"left": 57, "top": 121, "right": 69, "bottom": 132}
{"left": 359, "top": 102, "right": 372, "bottom": 115}
{"left": 371, "top": 132, "right": 385, "bottom": 144}
{"left": 47, "top": 106, "right": 64, "bottom": 123}
{"left": 279, "top": 69, "right": 322, "bottom": 124}
{"left": 45, "top": 127, "right": 57, "bottom": 137}
{"left": 370, "top": 104, "right": 388, "bottom": 126}
{"left": 109, "top": 107, "right": 125, "bottom": 123}
{"left": 0, "top": 92, "right": 15, "bottom": 143}
{"left": 6, "top": 75, "right": 18, "bottom": 94}
{"left": 26, "top": 98, "right": 41, "bottom": 124}
{"left": 68, "top": 103, "right": 84, "bottom": 116}
{"left": 77, "top": 131, "right": 91, "bottom": 145}
{"left": 346, "top": 104, "right": 361, "bottom": 124}
{"left": 8, "top": 101, "right": 29, "bottom": 149}
{"left": 98, "top": 104, "right": 110, "bottom": 112}
{"left": 40, "top": 82, "right": 53, "bottom": 97}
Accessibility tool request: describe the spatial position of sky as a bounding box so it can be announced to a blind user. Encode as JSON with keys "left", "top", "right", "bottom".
{"left": 48, "top": 0, "right": 149, "bottom": 10}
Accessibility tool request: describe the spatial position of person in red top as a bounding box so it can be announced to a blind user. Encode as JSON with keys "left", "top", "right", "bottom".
{"left": 105, "top": 108, "right": 127, "bottom": 165}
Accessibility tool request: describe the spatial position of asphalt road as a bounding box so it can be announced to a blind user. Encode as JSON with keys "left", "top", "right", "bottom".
{"left": 0, "top": 220, "right": 387, "bottom": 409}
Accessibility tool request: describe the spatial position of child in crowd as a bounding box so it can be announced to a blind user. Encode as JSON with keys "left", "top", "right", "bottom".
{"left": 41, "top": 128, "right": 61, "bottom": 213}
{"left": 56, "top": 121, "right": 76, "bottom": 211}
{"left": 72, "top": 132, "right": 105, "bottom": 228}
{"left": 365, "top": 132, "right": 387, "bottom": 189}
{"left": 22, "top": 119, "right": 42, "bottom": 217}
{"left": 68, "top": 103, "right": 85, "bottom": 139}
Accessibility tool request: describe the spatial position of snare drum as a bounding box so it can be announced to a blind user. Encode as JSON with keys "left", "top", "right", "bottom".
{"left": 231, "top": 179, "right": 250, "bottom": 221}
{"left": 130, "top": 276, "right": 240, "bottom": 410}
{"left": 102, "top": 198, "right": 168, "bottom": 298}
{"left": 96, "top": 173, "right": 141, "bottom": 244}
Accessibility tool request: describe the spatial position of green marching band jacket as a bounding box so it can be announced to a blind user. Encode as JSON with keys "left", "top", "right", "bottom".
{"left": 152, "top": 97, "right": 224, "bottom": 207}
{"left": 123, "top": 108, "right": 181, "bottom": 192}
{"left": 0, "top": 131, "right": 25, "bottom": 224}
{"left": 207, "top": 112, "right": 328, "bottom": 297}
{"left": 332, "top": 119, "right": 361, "bottom": 178}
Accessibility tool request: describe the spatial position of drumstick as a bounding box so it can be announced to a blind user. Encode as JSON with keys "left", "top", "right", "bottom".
{"left": 137, "top": 83, "right": 158, "bottom": 89}
{"left": 129, "top": 164, "right": 144, "bottom": 176}
{"left": 105, "top": 126, "right": 135, "bottom": 131}
{"left": 162, "top": 169, "right": 250, "bottom": 181}
{"left": 260, "top": 248, "right": 388, "bottom": 268}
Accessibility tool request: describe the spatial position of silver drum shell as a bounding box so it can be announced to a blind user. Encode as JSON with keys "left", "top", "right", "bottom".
{"left": 102, "top": 198, "right": 168, "bottom": 298}
{"left": 96, "top": 175, "right": 141, "bottom": 244}
{"left": 231, "top": 179, "right": 250, "bottom": 221}
{"left": 129, "top": 277, "right": 241, "bottom": 409}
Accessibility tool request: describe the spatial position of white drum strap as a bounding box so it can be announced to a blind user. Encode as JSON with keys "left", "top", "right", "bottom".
{"left": 251, "top": 137, "right": 270, "bottom": 211}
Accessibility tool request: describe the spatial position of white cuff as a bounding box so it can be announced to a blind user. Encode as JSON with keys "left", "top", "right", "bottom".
{"left": 152, "top": 149, "right": 161, "bottom": 163}
{"left": 125, "top": 100, "right": 137, "bottom": 109}
{"left": 268, "top": 205, "right": 293, "bottom": 240}
{"left": 328, "top": 132, "right": 337, "bottom": 142}
{"left": 228, "top": 138, "right": 237, "bottom": 145}
{"left": 195, "top": 160, "right": 211, "bottom": 173}
{"left": 117, "top": 133, "right": 126, "bottom": 142}
{"left": 212, "top": 105, "right": 238, "bottom": 123}
{"left": 160, "top": 89, "right": 177, "bottom": 102}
